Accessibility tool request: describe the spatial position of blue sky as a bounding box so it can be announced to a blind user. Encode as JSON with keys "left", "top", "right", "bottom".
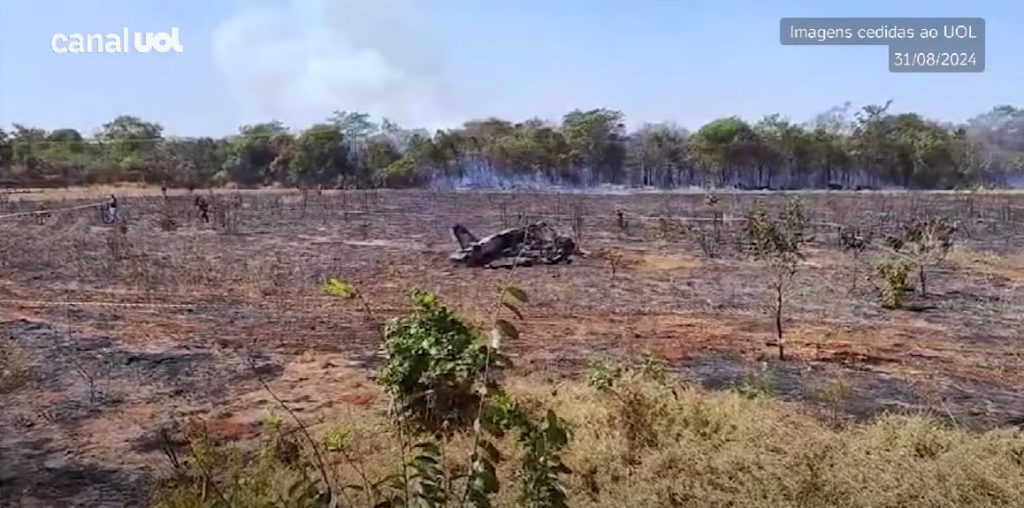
{"left": 1, "top": 0, "right": 1020, "bottom": 137}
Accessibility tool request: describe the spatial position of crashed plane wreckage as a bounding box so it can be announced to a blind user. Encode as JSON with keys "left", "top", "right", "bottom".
{"left": 449, "top": 222, "right": 577, "bottom": 268}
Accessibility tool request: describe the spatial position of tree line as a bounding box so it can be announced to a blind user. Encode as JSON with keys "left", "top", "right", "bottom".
{"left": 1, "top": 102, "right": 1021, "bottom": 190}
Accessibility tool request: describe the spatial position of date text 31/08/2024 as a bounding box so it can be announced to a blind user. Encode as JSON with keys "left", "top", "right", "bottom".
{"left": 892, "top": 52, "right": 978, "bottom": 68}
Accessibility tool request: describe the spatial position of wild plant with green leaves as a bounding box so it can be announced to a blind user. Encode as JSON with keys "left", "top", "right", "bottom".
{"left": 154, "top": 282, "right": 573, "bottom": 508}
{"left": 487, "top": 395, "right": 572, "bottom": 508}
{"left": 744, "top": 197, "right": 808, "bottom": 360}
{"left": 886, "top": 217, "right": 957, "bottom": 296}
{"left": 375, "top": 287, "right": 511, "bottom": 434}
{"left": 876, "top": 259, "right": 912, "bottom": 309}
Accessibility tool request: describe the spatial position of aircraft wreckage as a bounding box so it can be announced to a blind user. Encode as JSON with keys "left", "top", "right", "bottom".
{"left": 449, "top": 222, "right": 577, "bottom": 268}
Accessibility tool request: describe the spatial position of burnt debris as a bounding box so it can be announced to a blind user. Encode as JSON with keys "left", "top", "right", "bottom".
{"left": 449, "top": 222, "right": 577, "bottom": 268}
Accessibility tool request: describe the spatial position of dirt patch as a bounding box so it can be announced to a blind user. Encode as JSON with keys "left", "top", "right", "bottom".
{"left": 617, "top": 250, "right": 705, "bottom": 273}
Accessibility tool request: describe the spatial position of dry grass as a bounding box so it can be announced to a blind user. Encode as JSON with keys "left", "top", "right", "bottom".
{"left": 154, "top": 375, "right": 1024, "bottom": 508}
{"left": 0, "top": 327, "right": 32, "bottom": 393}
{"left": 543, "top": 378, "right": 1024, "bottom": 508}
{"left": 948, "top": 247, "right": 1024, "bottom": 282}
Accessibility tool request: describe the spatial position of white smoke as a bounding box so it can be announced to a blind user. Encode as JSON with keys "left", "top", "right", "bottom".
{"left": 212, "top": 0, "right": 462, "bottom": 129}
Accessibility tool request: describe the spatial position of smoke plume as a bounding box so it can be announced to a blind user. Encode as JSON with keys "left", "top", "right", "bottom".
{"left": 212, "top": 0, "right": 460, "bottom": 129}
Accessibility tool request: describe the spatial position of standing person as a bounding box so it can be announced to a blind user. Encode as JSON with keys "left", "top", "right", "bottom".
{"left": 105, "top": 194, "right": 119, "bottom": 223}
{"left": 194, "top": 195, "right": 210, "bottom": 223}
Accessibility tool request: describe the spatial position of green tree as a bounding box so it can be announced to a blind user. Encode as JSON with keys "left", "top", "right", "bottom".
{"left": 691, "top": 116, "right": 758, "bottom": 187}
{"left": 97, "top": 115, "right": 163, "bottom": 167}
{"left": 224, "top": 121, "right": 293, "bottom": 186}
{"left": 289, "top": 123, "right": 351, "bottom": 186}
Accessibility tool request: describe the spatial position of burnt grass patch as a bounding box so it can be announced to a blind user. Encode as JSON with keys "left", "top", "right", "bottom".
{"left": 1, "top": 189, "right": 1023, "bottom": 506}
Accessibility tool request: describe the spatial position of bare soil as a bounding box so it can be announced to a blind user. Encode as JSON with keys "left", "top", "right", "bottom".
{"left": 1, "top": 190, "right": 1023, "bottom": 507}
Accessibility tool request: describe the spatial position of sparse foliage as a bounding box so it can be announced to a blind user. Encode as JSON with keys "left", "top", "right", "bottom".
{"left": 105, "top": 219, "right": 131, "bottom": 260}
{"left": 888, "top": 217, "right": 958, "bottom": 296}
{"left": 655, "top": 216, "right": 677, "bottom": 241}
{"left": 744, "top": 197, "right": 808, "bottom": 360}
{"left": 585, "top": 354, "right": 670, "bottom": 466}
{"left": 877, "top": 259, "right": 912, "bottom": 309}
{"left": 569, "top": 198, "right": 585, "bottom": 246}
{"left": 839, "top": 227, "right": 871, "bottom": 291}
{"left": 0, "top": 329, "right": 31, "bottom": 393}
{"left": 736, "top": 361, "right": 775, "bottom": 399}
{"left": 683, "top": 192, "right": 725, "bottom": 258}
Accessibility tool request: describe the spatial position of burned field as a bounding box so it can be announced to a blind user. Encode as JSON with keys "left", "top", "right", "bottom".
{"left": 1, "top": 189, "right": 1023, "bottom": 506}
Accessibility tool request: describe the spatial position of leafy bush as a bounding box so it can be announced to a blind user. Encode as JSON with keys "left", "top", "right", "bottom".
{"left": 154, "top": 284, "right": 572, "bottom": 508}
{"left": 877, "top": 259, "right": 912, "bottom": 309}
{"left": 378, "top": 288, "right": 510, "bottom": 434}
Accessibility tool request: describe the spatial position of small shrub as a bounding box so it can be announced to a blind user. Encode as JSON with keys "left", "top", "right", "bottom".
{"left": 488, "top": 395, "right": 573, "bottom": 508}
{"left": 607, "top": 252, "right": 624, "bottom": 281}
{"left": 810, "top": 375, "right": 854, "bottom": 426}
{"left": 839, "top": 227, "right": 870, "bottom": 291}
{"left": 585, "top": 357, "right": 623, "bottom": 391}
{"left": 877, "top": 259, "right": 911, "bottom": 309}
{"left": 586, "top": 354, "right": 670, "bottom": 465}
{"left": 213, "top": 207, "right": 239, "bottom": 234}
{"left": 0, "top": 330, "right": 32, "bottom": 393}
{"left": 735, "top": 361, "right": 774, "bottom": 399}
{"left": 655, "top": 216, "right": 677, "bottom": 241}
{"left": 106, "top": 220, "right": 131, "bottom": 260}
{"left": 377, "top": 288, "right": 509, "bottom": 433}
{"left": 744, "top": 197, "right": 807, "bottom": 360}
{"left": 683, "top": 192, "right": 724, "bottom": 258}
{"left": 887, "top": 217, "right": 957, "bottom": 296}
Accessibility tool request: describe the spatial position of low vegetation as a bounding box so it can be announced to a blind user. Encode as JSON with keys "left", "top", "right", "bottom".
{"left": 152, "top": 285, "right": 1024, "bottom": 508}
{"left": 0, "top": 327, "right": 32, "bottom": 393}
